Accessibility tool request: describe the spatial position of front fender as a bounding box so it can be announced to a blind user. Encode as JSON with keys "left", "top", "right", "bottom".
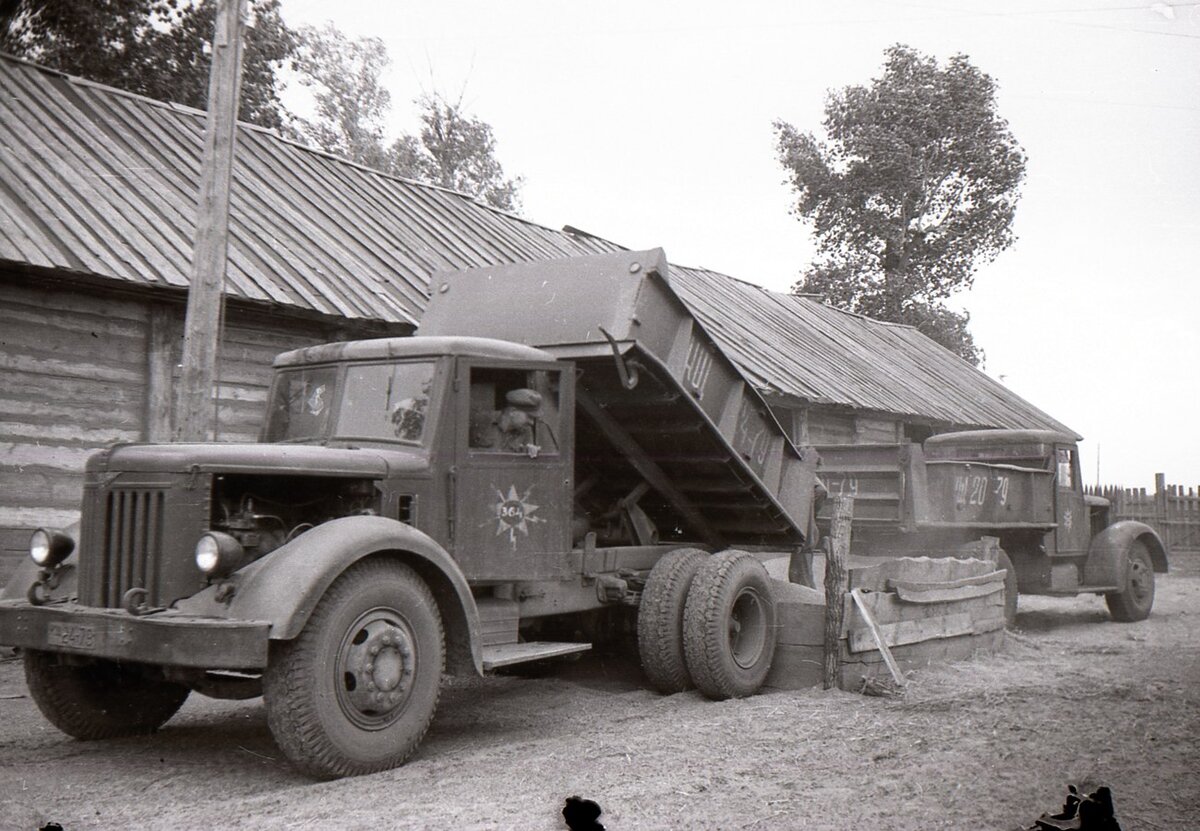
{"left": 1084, "top": 520, "right": 1169, "bottom": 586}
{"left": 176, "top": 516, "right": 482, "bottom": 675}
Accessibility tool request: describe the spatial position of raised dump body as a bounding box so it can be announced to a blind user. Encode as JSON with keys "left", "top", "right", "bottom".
{"left": 419, "top": 247, "right": 818, "bottom": 550}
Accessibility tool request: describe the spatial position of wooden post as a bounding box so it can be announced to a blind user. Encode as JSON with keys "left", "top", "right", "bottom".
{"left": 1154, "top": 473, "right": 1169, "bottom": 550}
{"left": 173, "top": 0, "right": 247, "bottom": 442}
{"left": 849, "top": 588, "right": 905, "bottom": 688}
{"left": 823, "top": 495, "right": 853, "bottom": 690}
{"left": 145, "top": 305, "right": 177, "bottom": 441}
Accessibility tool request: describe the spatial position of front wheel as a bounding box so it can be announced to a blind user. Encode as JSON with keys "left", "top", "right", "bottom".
{"left": 263, "top": 559, "right": 445, "bottom": 779}
{"left": 24, "top": 651, "right": 189, "bottom": 740}
{"left": 683, "top": 550, "right": 776, "bottom": 700}
{"left": 1105, "top": 540, "right": 1156, "bottom": 622}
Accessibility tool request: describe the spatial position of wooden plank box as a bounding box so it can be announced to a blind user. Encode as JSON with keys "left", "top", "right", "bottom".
{"left": 764, "top": 557, "right": 1007, "bottom": 692}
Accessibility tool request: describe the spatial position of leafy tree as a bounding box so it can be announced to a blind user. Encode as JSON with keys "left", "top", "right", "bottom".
{"left": 286, "top": 22, "right": 393, "bottom": 170}
{"left": 774, "top": 44, "right": 1026, "bottom": 364}
{"left": 0, "top": 0, "right": 296, "bottom": 130}
{"left": 390, "top": 93, "right": 523, "bottom": 212}
{"left": 286, "top": 24, "right": 523, "bottom": 212}
{"left": 142, "top": 0, "right": 296, "bottom": 131}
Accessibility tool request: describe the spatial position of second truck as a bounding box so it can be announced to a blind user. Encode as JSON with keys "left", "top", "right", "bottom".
{"left": 816, "top": 430, "right": 1168, "bottom": 624}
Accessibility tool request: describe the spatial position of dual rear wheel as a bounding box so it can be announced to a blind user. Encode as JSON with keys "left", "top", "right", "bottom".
{"left": 637, "top": 549, "right": 776, "bottom": 700}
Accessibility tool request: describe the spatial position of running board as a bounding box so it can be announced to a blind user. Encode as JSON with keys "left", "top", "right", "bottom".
{"left": 1038, "top": 585, "right": 1121, "bottom": 596}
{"left": 481, "top": 641, "right": 592, "bottom": 670}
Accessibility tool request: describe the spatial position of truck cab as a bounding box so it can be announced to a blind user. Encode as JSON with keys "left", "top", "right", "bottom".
{"left": 262, "top": 336, "right": 575, "bottom": 582}
{"left": 1, "top": 249, "right": 819, "bottom": 779}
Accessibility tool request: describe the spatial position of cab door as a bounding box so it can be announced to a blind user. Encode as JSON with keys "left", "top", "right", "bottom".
{"left": 1052, "top": 444, "right": 1089, "bottom": 557}
{"left": 451, "top": 359, "right": 573, "bottom": 581}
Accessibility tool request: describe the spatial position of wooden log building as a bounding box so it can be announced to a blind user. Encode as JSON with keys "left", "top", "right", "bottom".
{"left": 0, "top": 55, "right": 1073, "bottom": 581}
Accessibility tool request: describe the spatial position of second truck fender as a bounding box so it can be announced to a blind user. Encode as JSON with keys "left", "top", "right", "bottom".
{"left": 226, "top": 515, "right": 481, "bottom": 675}
{"left": 1083, "top": 520, "right": 1169, "bottom": 587}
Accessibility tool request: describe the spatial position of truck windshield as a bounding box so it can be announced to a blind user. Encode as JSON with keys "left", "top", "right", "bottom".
{"left": 263, "top": 366, "right": 338, "bottom": 442}
{"left": 337, "top": 361, "right": 437, "bottom": 444}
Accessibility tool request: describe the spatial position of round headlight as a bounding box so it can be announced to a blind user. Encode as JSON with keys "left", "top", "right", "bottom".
{"left": 195, "top": 534, "right": 221, "bottom": 574}
{"left": 194, "top": 531, "right": 246, "bottom": 578}
{"left": 30, "top": 529, "right": 51, "bottom": 565}
{"left": 30, "top": 528, "right": 74, "bottom": 568}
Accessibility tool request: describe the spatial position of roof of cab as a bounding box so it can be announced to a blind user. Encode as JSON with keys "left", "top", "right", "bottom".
{"left": 274, "top": 336, "right": 556, "bottom": 368}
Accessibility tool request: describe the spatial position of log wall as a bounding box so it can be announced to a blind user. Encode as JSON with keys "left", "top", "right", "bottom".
{"left": 0, "top": 275, "right": 403, "bottom": 581}
{"left": 782, "top": 405, "right": 905, "bottom": 447}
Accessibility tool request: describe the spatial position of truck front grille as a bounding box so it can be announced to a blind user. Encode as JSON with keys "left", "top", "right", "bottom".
{"left": 93, "top": 489, "right": 166, "bottom": 607}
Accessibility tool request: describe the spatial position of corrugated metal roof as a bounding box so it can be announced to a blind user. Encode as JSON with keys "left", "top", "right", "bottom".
{"left": 0, "top": 54, "right": 1074, "bottom": 436}
{"left": 0, "top": 55, "right": 611, "bottom": 325}
{"left": 667, "top": 267, "right": 1076, "bottom": 434}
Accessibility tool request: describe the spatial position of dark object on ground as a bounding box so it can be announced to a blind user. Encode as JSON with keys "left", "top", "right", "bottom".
{"left": 1030, "top": 784, "right": 1122, "bottom": 831}
{"left": 563, "top": 795, "right": 605, "bottom": 830}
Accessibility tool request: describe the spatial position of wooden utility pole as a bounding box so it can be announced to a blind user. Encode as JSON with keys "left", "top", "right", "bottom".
{"left": 823, "top": 495, "right": 854, "bottom": 690}
{"left": 173, "top": 0, "right": 248, "bottom": 441}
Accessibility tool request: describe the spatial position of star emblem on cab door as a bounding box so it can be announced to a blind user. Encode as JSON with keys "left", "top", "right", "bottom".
{"left": 490, "top": 484, "right": 544, "bottom": 548}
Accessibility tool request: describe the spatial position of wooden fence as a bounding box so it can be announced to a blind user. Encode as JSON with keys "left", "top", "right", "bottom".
{"left": 1086, "top": 473, "right": 1200, "bottom": 553}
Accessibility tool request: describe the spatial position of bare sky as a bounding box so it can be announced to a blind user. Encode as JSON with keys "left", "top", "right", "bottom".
{"left": 281, "top": 0, "right": 1200, "bottom": 489}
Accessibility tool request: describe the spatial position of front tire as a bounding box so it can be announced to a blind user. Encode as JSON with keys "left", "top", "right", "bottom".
{"left": 24, "top": 651, "right": 189, "bottom": 740}
{"left": 683, "top": 550, "right": 776, "bottom": 700}
{"left": 263, "top": 559, "right": 444, "bottom": 779}
{"left": 638, "top": 548, "right": 707, "bottom": 694}
{"left": 1105, "top": 540, "right": 1156, "bottom": 622}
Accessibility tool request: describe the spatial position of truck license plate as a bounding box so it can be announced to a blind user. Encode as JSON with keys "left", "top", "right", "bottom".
{"left": 47, "top": 622, "right": 97, "bottom": 650}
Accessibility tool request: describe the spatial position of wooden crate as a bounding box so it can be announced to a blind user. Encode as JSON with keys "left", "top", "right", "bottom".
{"left": 765, "top": 557, "right": 1007, "bottom": 691}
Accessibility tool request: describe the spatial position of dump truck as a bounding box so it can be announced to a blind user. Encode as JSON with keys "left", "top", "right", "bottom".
{"left": 816, "top": 429, "right": 1168, "bottom": 624}
{"left": 0, "top": 249, "right": 820, "bottom": 779}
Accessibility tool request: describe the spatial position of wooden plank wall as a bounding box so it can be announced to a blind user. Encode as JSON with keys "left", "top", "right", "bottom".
{"left": 781, "top": 405, "right": 904, "bottom": 447}
{"left": 0, "top": 276, "right": 396, "bottom": 582}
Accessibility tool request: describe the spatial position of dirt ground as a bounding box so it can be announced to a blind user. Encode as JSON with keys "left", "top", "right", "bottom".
{"left": 1, "top": 559, "right": 1197, "bottom": 831}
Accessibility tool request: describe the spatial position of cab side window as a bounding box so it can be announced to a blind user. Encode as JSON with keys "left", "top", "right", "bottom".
{"left": 1056, "top": 448, "right": 1075, "bottom": 489}
{"left": 468, "top": 367, "right": 561, "bottom": 456}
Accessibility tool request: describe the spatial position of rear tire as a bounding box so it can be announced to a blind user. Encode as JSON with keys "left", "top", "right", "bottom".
{"left": 996, "top": 548, "right": 1019, "bottom": 625}
{"left": 637, "top": 548, "right": 707, "bottom": 694}
{"left": 1105, "top": 540, "right": 1155, "bottom": 622}
{"left": 263, "top": 559, "right": 444, "bottom": 779}
{"left": 24, "top": 651, "right": 189, "bottom": 740}
{"left": 683, "top": 550, "right": 776, "bottom": 700}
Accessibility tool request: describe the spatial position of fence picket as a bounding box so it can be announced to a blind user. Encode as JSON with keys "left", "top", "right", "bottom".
{"left": 1086, "top": 474, "right": 1200, "bottom": 553}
